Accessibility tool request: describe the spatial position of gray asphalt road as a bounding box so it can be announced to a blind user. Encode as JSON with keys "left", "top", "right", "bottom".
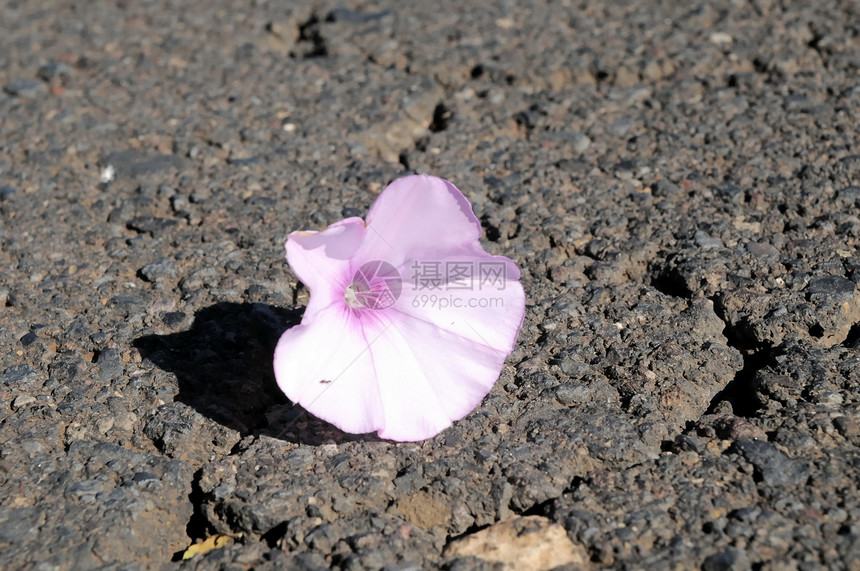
{"left": 2, "top": 0, "right": 859, "bottom": 568}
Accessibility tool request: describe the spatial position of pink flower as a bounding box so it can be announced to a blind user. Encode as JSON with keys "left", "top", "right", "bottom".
{"left": 273, "top": 175, "right": 525, "bottom": 441}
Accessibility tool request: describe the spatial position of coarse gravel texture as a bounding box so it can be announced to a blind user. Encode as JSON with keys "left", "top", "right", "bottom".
{"left": 1, "top": 0, "right": 859, "bottom": 569}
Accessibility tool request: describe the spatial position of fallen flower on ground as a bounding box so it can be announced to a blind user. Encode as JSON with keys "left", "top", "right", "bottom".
{"left": 274, "top": 174, "right": 526, "bottom": 441}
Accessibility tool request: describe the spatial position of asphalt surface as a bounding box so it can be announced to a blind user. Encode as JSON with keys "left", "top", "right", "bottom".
{"left": 1, "top": 0, "right": 859, "bottom": 569}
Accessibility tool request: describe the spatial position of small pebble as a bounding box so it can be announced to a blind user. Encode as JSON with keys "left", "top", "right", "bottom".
{"left": 3, "top": 79, "right": 49, "bottom": 98}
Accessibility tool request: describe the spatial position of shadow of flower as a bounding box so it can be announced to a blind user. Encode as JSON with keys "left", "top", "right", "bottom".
{"left": 133, "top": 302, "right": 377, "bottom": 445}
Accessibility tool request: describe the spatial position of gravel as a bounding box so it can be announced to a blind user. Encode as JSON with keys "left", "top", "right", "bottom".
{"left": 1, "top": 0, "right": 859, "bottom": 568}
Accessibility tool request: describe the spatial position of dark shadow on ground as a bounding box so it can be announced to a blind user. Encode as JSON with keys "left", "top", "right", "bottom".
{"left": 133, "top": 302, "right": 378, "bottom": 445}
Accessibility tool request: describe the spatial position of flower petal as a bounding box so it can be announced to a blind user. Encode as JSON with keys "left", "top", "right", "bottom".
{"left": 273, "top": 305, "right": 385, "bottom": 435}
{"left": 360, "top": 310, "right": 509, "bottom": 441}
{"left": 356, "top": 175, "right": 482, "bottom": 267}
{"left": 286, "top": 217, "right": 366, "bottom": 318}
{"left": 393, "top": 252, "right": 525, "bottom": 354}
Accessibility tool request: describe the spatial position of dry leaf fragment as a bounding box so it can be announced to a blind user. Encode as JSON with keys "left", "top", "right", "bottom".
{"left": 181, "top": 535, "right": 231, "bottom": 560}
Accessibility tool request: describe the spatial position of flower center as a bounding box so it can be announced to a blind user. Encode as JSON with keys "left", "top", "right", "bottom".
{"left": 344, "top": 261, "right": 403, "bottom": 310}
{"left": 344, "top": 281, "right": 369, "bottom": 308}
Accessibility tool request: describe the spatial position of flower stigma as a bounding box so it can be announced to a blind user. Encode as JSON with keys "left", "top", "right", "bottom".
{"left": 343, "top": 260, "right": 402, "bottom": 310}
{"left": 344, "top": 280, "right": 369, "bottom": 308}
